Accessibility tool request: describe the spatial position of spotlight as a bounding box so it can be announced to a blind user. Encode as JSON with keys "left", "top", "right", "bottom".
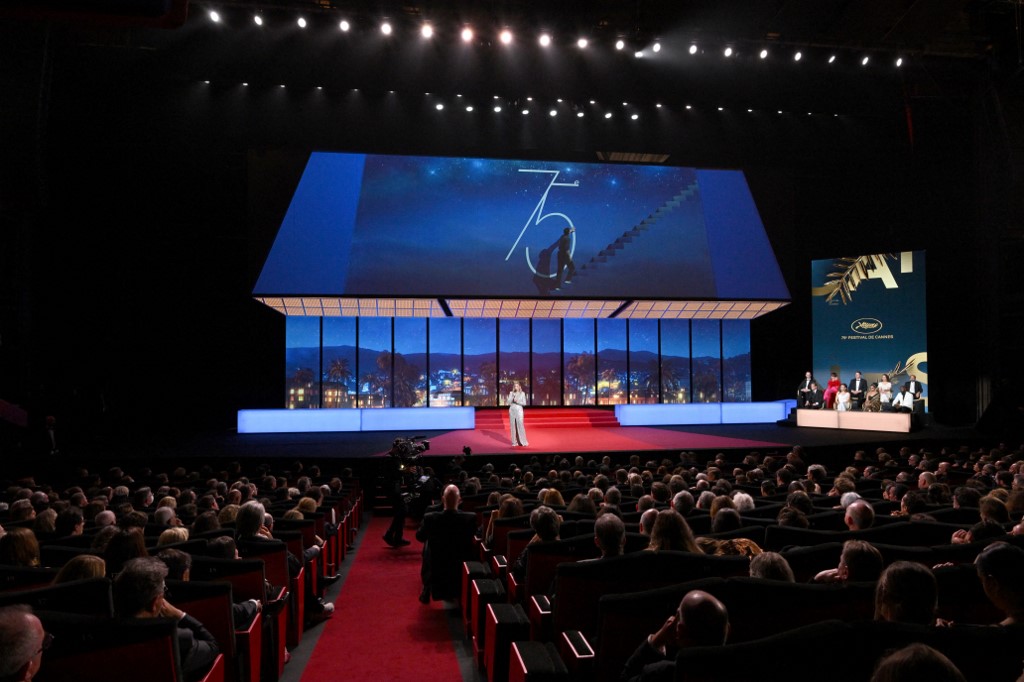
{"left": 724, "top": 47, "right": 733, "bottom": 57}
{"left": 895, "top": 57, "right": 903, "bottom": 67}
{"left": 465, "top": 105, "right": 473, "bottom": 112}
{"left": 777, "top": 110, "right": 783, "bottom": 114}
{"left": 203, "top": 80, "right": 210, "bottom": 84}
{"left": 242, "top": 82, "right": 248, "bottom": 86}
{"left": 717, "top": 106, "right": 724, "bottom": 111}
{"left": 577, "top": 111, "right": 584, "bottom": 118}
{"left": 208, "top": 10, "right": 220, "bottom": 23}
{"left": 794, "top": 51, "right": 802, "bottom": 61}
{"left": 493, "top": 105, "right": 502, "bottom": 112}
{"left": 759, "top": 49, "right": 768, "bottom": 59}
{"left": 604, "top": 112, "right": 612, "bottom": 119}
{"left": 828, "top": 55, "right": 836, "bottom": 64}
{"left": 339, "top": 20, "right": 350, "bottom": 32}
{"left": 615, "top": 39, "right": 625, "bottom": 50}
{"left": 747, "top": 108, "right": 753, "bottom": 113}
{"left": 634, "top": 51, "right": 643, "bottom": 58}
{"left": 539, "top": 33, "right": 551, "bottom": 47}
{"left": 630, "top": 113, "right": 639, "bottom": 120}
{"left": 689, "top": 44, "right": 698, "bottom": 55}
{"left": 656, "top": 103, "right": 663, "bottom": 108}
{"left": 685, "top": 104, "right": 692, "bottom": 110}
{"left": 549, "top": 109, "right": 557, "bottom": 117}
{"left": 461, "top": 27, "right": 474, "bottom": 42}
{"left": 526, "top": 96, "right": 533, "bottom": 101}
{"left": 652, "top": 42, "right": 661, "bottom": 53}
{"left": 253, "top": 14, "right": 263, "bottom": 26}
{"left": 279, "top": 84, "right": 286, "bottom": 88}
{"left": 381, "top": 22, "right": 392, "bottom": 36}
{"left": 500, "top": 29, "right": 513, "bottom": 45}
{"left": 297, "top": 17, "right": 306, "bottom": 29}
{"left": 589, "top": 100, "right": 595, "bottom": 105}
{"left": 577, "top": 38, "right": 588, "bottom": 49}
{"left": 521, "top": 109, "right": 529, "bottom": 115}
{"left": 435, "top": 103, "right": 444, "bottom": 110}
{"left": 421, "top": 23, "right": 433, "bottom": 39}
{"left": 316, "top": 86, "right": 323, "bottom": 90}
{"left": 861, "top": 55, "right": 869, "bottom": 66}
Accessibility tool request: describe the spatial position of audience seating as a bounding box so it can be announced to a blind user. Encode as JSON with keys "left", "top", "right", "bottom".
{"left": 0, "top": 577, "right": 114, "bottom": 616}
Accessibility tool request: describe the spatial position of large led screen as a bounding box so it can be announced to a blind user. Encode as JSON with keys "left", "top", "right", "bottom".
{"left": 254, "top": 152, "right": 788, "bottom": 301}
{"left": 811, "top": 252, "right": 928, "bottom": 409}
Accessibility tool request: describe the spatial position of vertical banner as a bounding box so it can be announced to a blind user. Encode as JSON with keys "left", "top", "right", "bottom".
{"left": 811, "top": 252, "right": 928, "bottom": 410}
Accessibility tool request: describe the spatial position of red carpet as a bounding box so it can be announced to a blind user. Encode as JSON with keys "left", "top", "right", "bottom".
{"left": 299, "top": 516, "right": 461, "bottom": 682}
{"left": 379, "top": 425, "right": 786, "bottom": 457}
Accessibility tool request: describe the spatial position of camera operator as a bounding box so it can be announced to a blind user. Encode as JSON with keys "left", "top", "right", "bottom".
{"left": 382, "top": 436, "right": 429, "bottom": 547}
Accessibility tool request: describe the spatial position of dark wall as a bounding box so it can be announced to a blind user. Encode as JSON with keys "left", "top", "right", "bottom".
{"left": 0, "top": 17, "right": 1006, "bottom": 453}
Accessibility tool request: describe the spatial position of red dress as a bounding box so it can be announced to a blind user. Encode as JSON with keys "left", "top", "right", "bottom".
{"left": 823, "top": 378, "right": 840, "bottom": 409}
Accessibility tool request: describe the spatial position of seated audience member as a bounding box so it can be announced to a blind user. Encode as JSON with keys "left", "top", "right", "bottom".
{"left": 646, "top": 510, "right": 701, "bottom": 553}
{"left": 0, "top": 605, "right": 48, "bottom": 682}
{"left": 973, "top": 541, "right": 1024, "bottom": 626}
{"left": 592, "top": 513, "right": 626, "bottom": 559}
{"left": 0, "top": 528, "right": 41, "bottom": 567}
{"left": 93, "top": 509, "right": 117, "bottom": 529}
{"left": 951, "top": 486, "right": 982, "bottom": 510}
{"left": 113, "top": 557, "right": 219, "bottom": 682}
{"left": 845, "top": 499, "right": 876, "bottom": 531}
{"left": 671, "top": 491, "right": 694, "bottom": 516}
{"left": 639, "top": 508, "right": 659, "bottom": 537}
{"left": 749, "top": 552, "right": 795, "bottom": 582}
{"left": 874, "top": 561, "right": 938, "bottom": 625}
{"left": 870, "top": 643, "right": 966, "bottom": 682}
{"left": 979, "top": 495, "right": 1010, "bottom": 525}
{"left": 510, "top": 505, "right": 561, "bottom": 583}
{"left": 710, "top": 508, "right": 742, "bottom": 534}
{"left": 566, "top": 493, "right": 597, "bottom": 517}
{"left": 621, "top": 590, "right": 729, "bottom": 682}
{"left": 950, "top": 519, "right": 1006, "bottom": 545}
{"left": 54, "top": 507, "right": 85, "bottom": 539}
{"left": 191, "top": 511, "right": 221, "bottom": 536}
{"left": 814, "top": 540, "right": 883, "bottom": 583}
{"left": 776, "top": 506, "right": 809, "bottom": 528}
{"left": 158, "top": 527, "right": 190, "bottom": 547}
{"left": 483, "top": 495, "right": 525, "bottom": 547}
{"left": 103, "top": 528, "right": 149, "bottom": 576}
{"left": 416, "top": 485, "right": 477, "bottom": 604}
{"left": 52, "top": 554, "right": 106, "bottom": 584}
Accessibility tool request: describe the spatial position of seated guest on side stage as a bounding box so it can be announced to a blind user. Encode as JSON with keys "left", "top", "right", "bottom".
{"left": 849, "top": 371, "right": 867, "bottom": 410}
{"left": 416, "top": 484, "right": 477, "bottom": 604}
{"left": 797, "top": 371, "right": 816, "bottom": 403}
{"left": 891, "top": 384, "right": 915, "bottom": 413}
{"left": 801, "top": 381, "right": 824, "bottom": 409}
{"left": 621, "top": 590, "right": 729, "bottom": 682}
{"left": 877, "top": 373, "right": 893, "bottom": 408}
{"left": 834, "top": 384, "right": 852, "bottom": 411}
{"left": 823, "top": 372, "right": 840, "bottom": 409}
{"left": 863, "top": 383, "right": 882, "bottom": 412}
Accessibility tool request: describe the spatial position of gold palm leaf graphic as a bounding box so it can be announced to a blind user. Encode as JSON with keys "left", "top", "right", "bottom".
{"left": 814, "top": 253, "right": 898, "bottom": 304}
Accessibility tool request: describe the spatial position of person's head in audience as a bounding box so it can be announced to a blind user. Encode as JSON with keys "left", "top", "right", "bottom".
{"left": 132, "top": 487, "right": 154, "bottom": 510}
{"left": 973, "top": 541, "right": 1024, "bottom": 626}
{"left": 870, "top": 643, "right": 965, "bottom": 682}
{"left": 841, "top": 540, "right": 884, "bottom": 582}
{"left": 94, "top": 508, "right": 117, "bottom": 529}
{"left": 648, "top": 510, "right": 700, "bottom": 553}
{"left": 31, "top": 510, "right": 56, "bottom": 537}
{"left": 673, "top": 590, "right": 730, "bottom": 647}
{"left": 113, "top": 557, "right": 170, "bottom": 618}
{"left": 785, "top": 491, "right": 814, "bottom": 516}
{"left": 708, "top": 495, "right": 735, "bottom": 519}
{"left": 671, "top": 491, "right": 694, "bottom": 516}
{"left": 157, "top": 527, "right": 190, "bottom": 547}
{"left": 156, "top": 548, "right": 193, "bottom": 582}
{"left": 594, "top": 514, "right": 626, "bottom": 558}
{"left": 566, "top": 493, "right": 597, "bottom": 517}
{"left": 636, "top": 495, "right": 656, "bottom": 513}
{"left": 696, "top": 491, "right": 715, "bottom": 510}
{"left": 495, "top": 495, "right": 525, "bottom": 520}
{"left": 900, "top": 491, "right": 928, "bottom": 516}
{"left": 206, "top": 535, "right": 239, "bottom": 560}
{"left": 152, "top": 506, "right": 178, "bottom": 528}
{"left": 845, "top": 499, "right": 875, "bottom": 531}
{"left": 541, "top": 488, "right": 565, "bottom": 508}
{"left": 103, "top": 528, "right": 149, "bottom": 576}
{"left": 917, "top": 471, "right": 936, "bottom": 490}
{"left": 529, "top": 505, "right": 560, "bottom": 543}
{"left": 441, "top": 484, "right": 462, "bottom": 511}
{"left": 776, "top": 506, "right": 809, "bottom": 528}
{"left": 0, "top": 528, "right": 40, "bottom": 568}
{"left": 0, "top": 605, "right": 47, "bottom": 682}
{"left": 731, "top": 492, "right": 755, "bottom": 513}
{"left": 54, "top": 508, "right": 85, "bottom": 538}
{"left": 217, "top": 504, "right": 240, "bottom": 526}
{"left": 192, "top": 510, "right": 221, "bottom": 536}
{"left": 760, "top": 480, "right": 776, "bottom": 497}
{"left": 874, "top": 561, "right": 937, "bottom": 625}
{"left": 639, "top": 508, "right": 659, "bottom": 536}
{"left": 749, "top": 552, "right": 795, "bottom": 582}
{"left": 711, "top": 508, "right": 742, "bottom": 534}
{"left": 979, "top": 496, "right": 1010, "bottom": 524}
{"left": 9, "top": 499, "right": 35, "bottom": 522}
{"left": 53, "top": 554, "right": 106, "bottom": 584}
{"left": 118, "top": 510, "right": 148, "bottom": 531}
{"left": 89, "top": 525, "right": 119, "bottom": 554}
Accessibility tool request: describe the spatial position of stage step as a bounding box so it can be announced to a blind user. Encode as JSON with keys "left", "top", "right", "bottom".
{"left": 475, "top": 408, "right": 620, "bottom": 429}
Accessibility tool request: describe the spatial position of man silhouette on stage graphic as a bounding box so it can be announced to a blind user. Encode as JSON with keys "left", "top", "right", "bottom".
{"left": 552, "top": 226, "right": 576, "bottom": 291}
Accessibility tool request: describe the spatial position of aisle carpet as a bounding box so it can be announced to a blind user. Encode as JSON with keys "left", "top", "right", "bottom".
{"left": 299, "top": 516, "right": 463, "bottom": 682}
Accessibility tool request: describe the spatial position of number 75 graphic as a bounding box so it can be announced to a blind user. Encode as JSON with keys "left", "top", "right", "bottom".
{"left": 504, "top": 169, "right": 578, "bottom": 278}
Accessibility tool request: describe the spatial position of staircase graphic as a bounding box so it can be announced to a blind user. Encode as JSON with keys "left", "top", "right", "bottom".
{"left": 568, "top": 182, "right": 700, "bottom": 283}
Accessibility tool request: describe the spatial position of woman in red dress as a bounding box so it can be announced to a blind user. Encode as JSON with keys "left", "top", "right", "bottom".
{"left": 823, "top": 372, "right": 840, "bottom": 409}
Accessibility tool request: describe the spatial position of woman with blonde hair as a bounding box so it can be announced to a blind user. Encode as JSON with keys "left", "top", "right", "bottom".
{"left": 157, "top": 527, "right": 190, "bottom": 547}
{"left": 0, "top": 527, "right": 41, "bottom": 567}
{"left": 53, "top": 554, "right": 106, "bottom": 583}
{"left": 541, "top": 488, "right": 565, "bottom": 508}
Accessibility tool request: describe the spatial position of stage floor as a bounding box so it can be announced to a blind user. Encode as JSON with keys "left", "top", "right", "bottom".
{"left": 166, "top": 420, "right": 985, "bottom": 464}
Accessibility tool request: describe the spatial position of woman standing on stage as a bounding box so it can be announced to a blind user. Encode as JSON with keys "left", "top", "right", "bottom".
{"left": 878, "top": 373, "right": 893, "bottom": 408}
{"left": 508, "top": 381, "right": 529, "bottom": 447}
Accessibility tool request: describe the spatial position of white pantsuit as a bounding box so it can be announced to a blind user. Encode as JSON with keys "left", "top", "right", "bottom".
{"left": 508, "top": 390, "right": 528, "bottom": 446}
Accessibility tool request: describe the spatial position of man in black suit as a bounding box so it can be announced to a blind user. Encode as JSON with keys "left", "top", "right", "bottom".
{"left": 848, "top": 371, "right": 867, "bottom": 410}
{"left": 621, "top": 590, "right": 730, "bottom": 682}
{"left": 796, "top": 371, "right": 816, "bottom": 402}
{"left": 906, "top": 375, "right": 923, "bottom": 399}
{"left": 802, "top": 381, "right": 824, "bottom": 409}
{"left": 416, "top": 484, "right": 477, "bottom": 604}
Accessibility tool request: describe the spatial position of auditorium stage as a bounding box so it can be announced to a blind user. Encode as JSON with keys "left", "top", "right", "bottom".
{"left": 173, "top": 418, "right": 983, "bottom": 466}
